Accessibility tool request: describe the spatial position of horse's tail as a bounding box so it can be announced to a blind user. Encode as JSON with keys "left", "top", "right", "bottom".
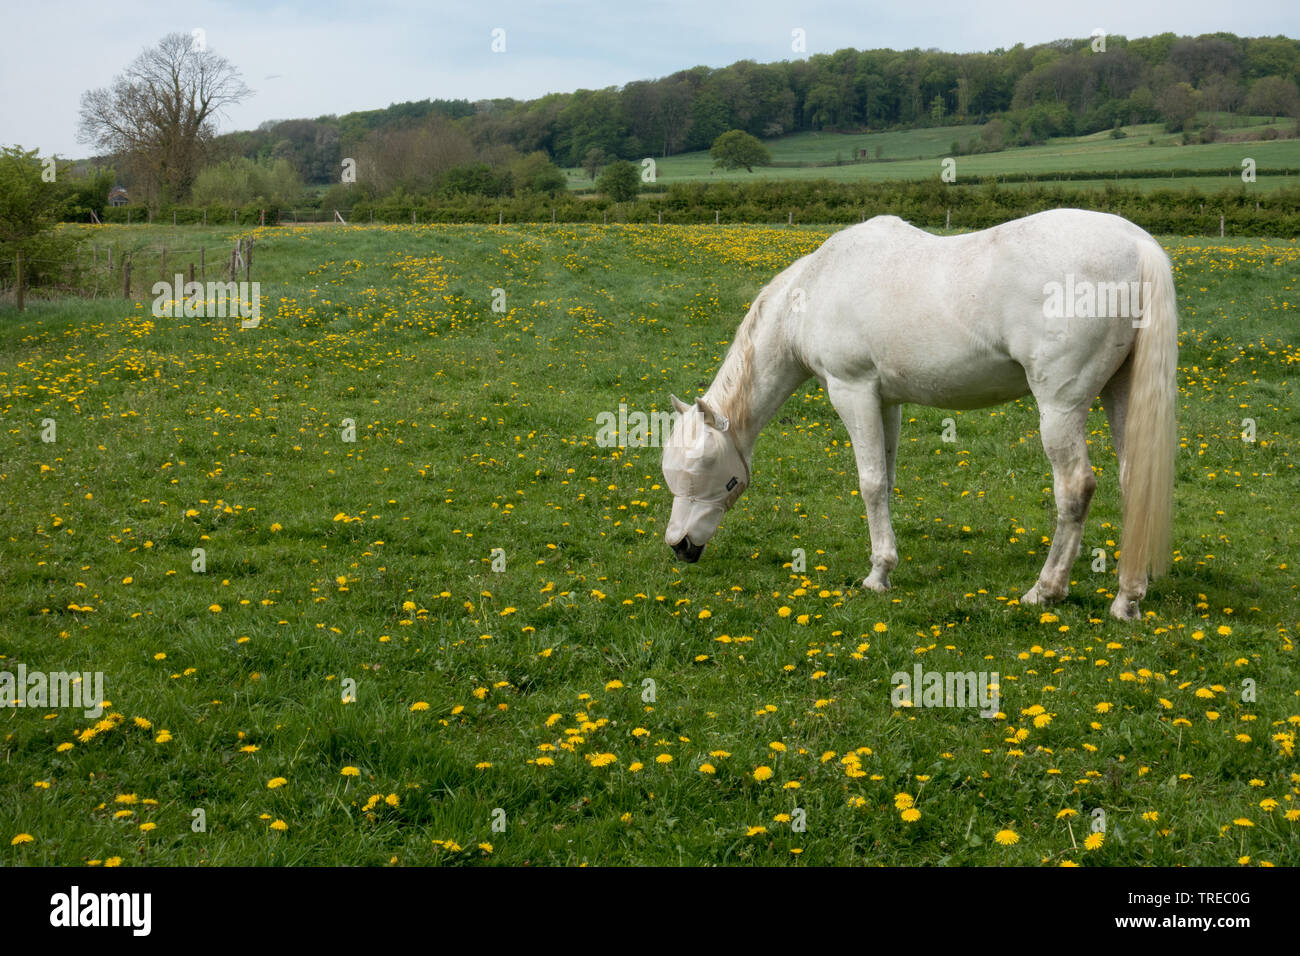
{"left": 1118, "top": 240, "right": 1178, "bottom": 587}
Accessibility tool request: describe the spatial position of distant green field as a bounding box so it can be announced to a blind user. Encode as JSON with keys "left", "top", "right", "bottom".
{"left": 565, "top": 117, "right": 1300, "bottom": 193}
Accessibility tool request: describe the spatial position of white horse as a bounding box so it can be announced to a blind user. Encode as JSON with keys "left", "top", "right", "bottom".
{"left": 662, "top": 209, "right": 1177, "bottom": 621}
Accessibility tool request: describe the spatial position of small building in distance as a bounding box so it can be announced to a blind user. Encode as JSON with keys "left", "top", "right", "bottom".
{"left": 108, "top": 186, "right": 129, "bottom": 207}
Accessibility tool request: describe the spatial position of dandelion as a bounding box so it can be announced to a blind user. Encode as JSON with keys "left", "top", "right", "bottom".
{"left": 753, "top": 766, "right": 774, "bottom": 782}
{"left": 1084, "top": 832, "right": 1105, "bottom": 851}
{"left": 267, "top": 777, "right": 287, "bottom": 789}
{"left": 994, "top": 829, "right": 1020, "bottom": 846}
{"left": 11, "top": 834, "right": 34, "bottom": 846}
{"left": 341, "top": 766, "right": 360, "bottom": 777}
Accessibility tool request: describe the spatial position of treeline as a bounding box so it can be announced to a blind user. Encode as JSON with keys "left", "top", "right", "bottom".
{"left": 203, "top": 32, "right": 1299, "bottom": 187}
{"left": 99, "top": 179, "right": 1300, "bottom": 237}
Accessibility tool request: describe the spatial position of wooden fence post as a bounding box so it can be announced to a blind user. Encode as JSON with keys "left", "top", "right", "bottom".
{"left": 160, "top": 245, "right": 166, "bottom": 280}
{"left": 200, "top": 247, "right": 205, "bottom": 281}
{"left": 123, "top": 258, "right": 131, "bottom": 299}
{"left": 15, "top": 250, "right": 23, "bottom": 311}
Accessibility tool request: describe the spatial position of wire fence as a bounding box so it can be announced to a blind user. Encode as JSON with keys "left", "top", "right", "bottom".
{"left": 0, "top": 234, "right": 261, "bottom": 311}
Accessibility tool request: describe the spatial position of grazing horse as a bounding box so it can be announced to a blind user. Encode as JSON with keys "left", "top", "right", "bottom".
{"left": 662, "top": 209, "right": 1177, "bottom": 621}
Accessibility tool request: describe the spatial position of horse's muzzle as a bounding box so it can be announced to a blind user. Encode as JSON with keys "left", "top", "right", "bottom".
{"left": 671, "top": 537, "right": 704, "bottom": 563}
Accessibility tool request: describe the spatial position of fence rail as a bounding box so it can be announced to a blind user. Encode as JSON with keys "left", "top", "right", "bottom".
{"left": 1, "top": 235, "right": 259, "bottom": 311}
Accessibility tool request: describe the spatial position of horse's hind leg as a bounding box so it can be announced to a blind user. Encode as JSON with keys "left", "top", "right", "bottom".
{"left": 1021, "top": 403, "right": 1096, "bottom": 607}
{"left": 1100, "top": 360, "right": 1130, "bottom": 489}
{"left": 1101, "top": 361, "right": 1146, "bottom": 620}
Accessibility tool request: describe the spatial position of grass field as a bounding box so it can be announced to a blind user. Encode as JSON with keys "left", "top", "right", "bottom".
{"left": 565, "top": 118, "right": 1300, "bottom": 193}
{"left": 1, "top": 222, "right": 1297, "bottom": 866}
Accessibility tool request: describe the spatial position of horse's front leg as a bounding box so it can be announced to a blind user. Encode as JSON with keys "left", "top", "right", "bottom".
{"left": 828, "top": 378, "right": 898, "bottom": 592}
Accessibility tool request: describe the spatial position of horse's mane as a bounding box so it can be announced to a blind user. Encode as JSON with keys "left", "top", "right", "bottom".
{"left": 708, "top": 288, "right": 764, "bottom": 437}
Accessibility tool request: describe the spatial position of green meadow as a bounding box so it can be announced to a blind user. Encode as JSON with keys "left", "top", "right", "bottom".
{"left": 1, "top": 221, "right": 1296, "bottom": 866}
{"left": 565, "top": 119, "right": 1300, "bottom": 193}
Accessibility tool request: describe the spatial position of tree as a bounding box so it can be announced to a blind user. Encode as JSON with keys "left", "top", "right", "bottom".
{"left": 0, "top": 146, "right": 84, "bottom": 293}
{"left": 596, "top": 160, "right": 639, "bottom": 201}
{"left": 710, "top": 129, "right": 771, "bottom": 172}
{"left": 191, "top": 157, "right": 303, "bottom": 207}
{"left": 1245, "top": 76, "right": 1300, "bottom": 120}
{"left": 512, "top": 151, "right": 565, "bottom": 194}
{"left": 354, "top": 116, "right": 473, "bottom": 194}
{"left": 1156, "top": 82, "right": 1200, "bottom": 131}
{"left": 78, "top": 33, "right": 251, "bottom": 205}
{"left": 582, "top": 146, "right": 609, "bottom": 180}
{"left": 979, "top": 118, "right": 1005, "bottom": 150}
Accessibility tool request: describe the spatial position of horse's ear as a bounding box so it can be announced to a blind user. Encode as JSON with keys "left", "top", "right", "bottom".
{"left": 670, "top": 394, "right": 690, "bottom": 416}
{"left": 696, "top": 398, "right": 730, "bottom": 432}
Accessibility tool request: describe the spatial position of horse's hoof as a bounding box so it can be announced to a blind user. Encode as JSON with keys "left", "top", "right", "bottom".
{"left": 1109, "top": 596, "right": 1141, "bottom": 621}
{"left": 1020, "top": 585, "right": 1042, "bottom": 606}
{"left": 863, "top": 576, "right": 890, "bottom": 593}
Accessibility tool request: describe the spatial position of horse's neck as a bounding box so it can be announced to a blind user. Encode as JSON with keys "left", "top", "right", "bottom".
{"left": 706, "top": 307, "right": 807, "bottom": 460}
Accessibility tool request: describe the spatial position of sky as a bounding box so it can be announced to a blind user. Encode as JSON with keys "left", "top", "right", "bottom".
{"left": 3, "top": 0, "right": 1298, "bottom": 158}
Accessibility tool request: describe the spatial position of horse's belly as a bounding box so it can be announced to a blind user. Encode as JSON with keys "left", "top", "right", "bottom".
{"left": 878, "top": 354, "right": 1029, "bottom": 409}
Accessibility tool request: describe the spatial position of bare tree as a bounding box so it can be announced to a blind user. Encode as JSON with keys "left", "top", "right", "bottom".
{"left": 78, "top": 32, "right": 251, "bottom": 205}
{"left": 355, "top": 117, "right": 474, "bottom": 194}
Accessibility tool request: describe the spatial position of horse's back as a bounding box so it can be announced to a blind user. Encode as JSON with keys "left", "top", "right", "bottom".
{"left": 792, "top": 210, "right": 1156, "bottom": 409}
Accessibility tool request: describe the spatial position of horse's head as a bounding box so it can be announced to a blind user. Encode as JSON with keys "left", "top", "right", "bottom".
{"left": 662, "top": 394, "right": 749, "bottom": 562}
